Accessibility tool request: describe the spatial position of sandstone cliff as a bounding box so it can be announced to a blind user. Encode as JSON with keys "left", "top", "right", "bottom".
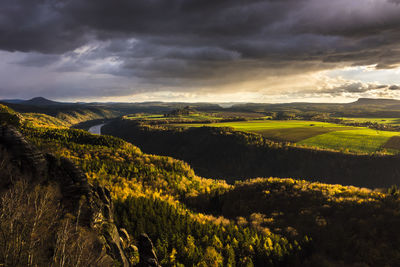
{"left": 0, "top": 124, "right": 160, "bottom": 266}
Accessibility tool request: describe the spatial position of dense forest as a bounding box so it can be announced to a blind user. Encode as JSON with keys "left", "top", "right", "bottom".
{"left": 102, "top": 118, "right": 400, "bottom": 188}
{"left": 20, "top": 124, "right": 304, "bottom": 266}
{"left": 2, "top": 103, "right": 400, "bottom": 266}
{"left": 188, "top": 178, "right": 400, "bottom": 266}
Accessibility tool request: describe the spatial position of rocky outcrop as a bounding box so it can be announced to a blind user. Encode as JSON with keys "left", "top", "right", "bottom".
{"left": 0, "top": 124, "right": 148, "bottom": 266}
{"left": 138, "top": 234, "right": 161, "bottom": 267}
{"left": 44, "top": 154, "right": 131, "bottom": 266}
{"left": 0, "top": 125, "right": 47, "bottom": 180}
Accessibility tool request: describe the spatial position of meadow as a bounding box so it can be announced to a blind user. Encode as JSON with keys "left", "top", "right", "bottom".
{"left": 173, "top": 120, "right": 400, "bottom": 154}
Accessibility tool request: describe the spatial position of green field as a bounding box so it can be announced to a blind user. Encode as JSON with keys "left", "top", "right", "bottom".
{"left": 339, "top": 117, "right": 400, "bottom": 125}
{"left": 299, "top": 129, "right": 400, "bottom": 153}
{"left": 173, "top": 120, "right": 400, "bottom": 154}
{"left": 124, "top": 113, "right": 223, "bottom": 121}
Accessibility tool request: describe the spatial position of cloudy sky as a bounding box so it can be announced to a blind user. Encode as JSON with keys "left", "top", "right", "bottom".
{"left": 2, "top": 0, "right": 400, "bottom": 103}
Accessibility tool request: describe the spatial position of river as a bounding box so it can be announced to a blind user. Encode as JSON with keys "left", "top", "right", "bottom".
{"left": 88, "top": 123, "right": 105, "bottom": 135}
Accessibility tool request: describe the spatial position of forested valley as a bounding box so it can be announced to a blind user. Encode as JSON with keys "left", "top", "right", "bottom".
{"left": 2, "top": 103, "right": 400, "bottom": 266}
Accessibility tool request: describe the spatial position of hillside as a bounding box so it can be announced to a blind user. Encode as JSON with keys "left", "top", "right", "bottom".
{"left": 0, "top": 102, "right": 122, "bottom": 127}
{"left": 0, "top": 99, "right": 228, "bottom": 128}
{"left": 2, "top": 105, "right": 400, "bottom": 266}
{"left": 188, "top": 178, "right": 400, "bottom": 266}
{"left": 350, "top": 98, "right": 400, "bottom": 106}
{"left": 102, "top": 118, "right": 400, "bottom": 188}
{"left": 0, "top": 106, "right": 303, "bottom": 266}
{"left": 0, "top": 124, "right": 143, "bottom": 266}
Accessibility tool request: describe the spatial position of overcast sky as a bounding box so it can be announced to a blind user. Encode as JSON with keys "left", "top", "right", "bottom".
{"left": 2, "top": 0, "right": 400, "bottom": 103}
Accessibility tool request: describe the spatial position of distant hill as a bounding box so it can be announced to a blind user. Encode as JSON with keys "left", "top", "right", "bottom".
{"left": 350, "top": 98, "right": 400, "bottom": 105}
{"left": 0, "top": 97, "right": 65, "bottom": 106}
{"left": 22, "top": 97, "right": 63, "bottom": 106}
{"left": 0, "top": 99, "right": 25, "bottom": 104}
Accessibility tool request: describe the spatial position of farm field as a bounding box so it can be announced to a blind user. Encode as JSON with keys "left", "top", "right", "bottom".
{"left": 339, "top": 117, "right": 400, "bottom": 125}
{"left": 298, "top": 129, "right": 400, "bottom": 153}
{"left": 173, "top": 120, "right": 400, "bottom": 154}
{"left": 124, "top": 113, "right": 224, "bottom": 121}
{"left": 123, "top": 111, "right": 269, "bottom": 122}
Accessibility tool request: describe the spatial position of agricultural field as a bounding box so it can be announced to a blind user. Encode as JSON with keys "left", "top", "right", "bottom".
{"left": 339, "top": 117, "right": 400, "bottom": 125}
{"left": 123, "top": 113, "right": 224, "bottom": 121}
{"left": 123, "top": 111, "right": 268, "bottom": 122}
{"left": 298, "top": 128, "right": 400, "bottom": 154}
{"left": 173, "top": 120, "right": 400, "bottom": 154}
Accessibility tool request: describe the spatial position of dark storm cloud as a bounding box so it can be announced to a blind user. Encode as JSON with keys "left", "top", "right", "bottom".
{"left": 2, "top": 0, "right": 400, "bottom": 98}
{"left": 12, "top": 53, "right": 60, "bottom": 67}
{"left": 0, "top": 0, "right": 91, "bottom": 53}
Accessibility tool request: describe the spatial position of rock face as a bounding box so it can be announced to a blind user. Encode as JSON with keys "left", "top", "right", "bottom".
{"left": 0, "top": 124, "right": 157, "bottom": 266}
{"left": 138, "top": 234, "right": 161, "bottom": 267}
{"left": 45, "top": 154, "right": 130, "bottom": 266}
{"left": 0, "top": 125, "right": 47, "bottom": 180}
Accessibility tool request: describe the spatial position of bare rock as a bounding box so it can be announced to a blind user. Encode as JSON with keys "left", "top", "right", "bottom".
{"left": 138, "top": 233, "right": 161, "bottom": 267}
{"left": 0, "top": 125, "right": 47, "bottom": 181}
{"left": 0, "top": 125, "right": 161, "bottom": 267}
